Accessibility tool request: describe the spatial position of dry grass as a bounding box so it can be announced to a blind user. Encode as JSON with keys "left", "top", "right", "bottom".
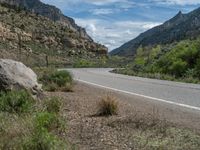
{"left": 97, "top": 95, "right": 119, "bottom": 116}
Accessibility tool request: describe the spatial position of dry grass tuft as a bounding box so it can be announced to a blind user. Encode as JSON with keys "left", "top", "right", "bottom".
{"left": 97, "top": 95, "right": 119, "bottom": 116}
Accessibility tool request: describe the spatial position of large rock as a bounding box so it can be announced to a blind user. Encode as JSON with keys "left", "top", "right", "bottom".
{"left": 0, "top": 59, "right": 42, "bottom": 95}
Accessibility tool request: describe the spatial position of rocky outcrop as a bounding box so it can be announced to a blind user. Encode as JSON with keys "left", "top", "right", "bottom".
{"left": 0, "top": 59, "right": 42, "bottom": 95}
{"left": 0, "top": 0, "right": 92, "bottom": 41}
{"left": 0, "top": 3, "right": 108, "bottom": 61}
{"left": 110, "top": 7, "right": 200, "bottom": 56}
{"left": 0, "top": 23, "right": 32, "bottom": 42}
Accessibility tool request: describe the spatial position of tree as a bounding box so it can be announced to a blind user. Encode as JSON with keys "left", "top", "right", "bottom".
{"left": 169, "top": 59, "right": 187, "bottom": 77}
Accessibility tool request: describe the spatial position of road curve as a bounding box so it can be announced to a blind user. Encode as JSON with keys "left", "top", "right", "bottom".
{"left": 66, "top": 68, "right": 200, "bottom": 111}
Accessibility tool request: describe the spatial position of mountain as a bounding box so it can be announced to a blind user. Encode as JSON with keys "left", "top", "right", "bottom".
{"left": 110, "top": 7, "right": 200, "bottom": 56}
{"left": 0, "top": 1, "right": 107, "bottom": 66}
{"left": 0, "top": 0, "right": 92, "bottom": 41}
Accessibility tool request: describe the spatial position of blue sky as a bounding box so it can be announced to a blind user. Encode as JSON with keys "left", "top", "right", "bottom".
{"left": 41, "top": 0, "right": 200, "bottom": 51}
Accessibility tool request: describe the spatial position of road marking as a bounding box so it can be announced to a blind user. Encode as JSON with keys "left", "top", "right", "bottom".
{"left": 76, "top": 79, "right": 200, "bottom": 111}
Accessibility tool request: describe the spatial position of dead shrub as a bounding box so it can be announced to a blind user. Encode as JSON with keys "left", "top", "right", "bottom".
{"left": 97, "top": 95, "right": 119, "bottom": 116}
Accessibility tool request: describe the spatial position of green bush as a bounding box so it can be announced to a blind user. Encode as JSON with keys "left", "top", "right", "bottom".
{"left": 169, "top": 59, "right": 187, "bottom": 77}
{"left": 23, "top": 131, "right": 64, "bottom": 150}
{"left": 117, "top": 38, "right": 200, "bottom": 83}
{"left": 40, "top": 69, "right": 73, "bottom": 92}
{"left": 195, "top": 59, "right": 200, "bottom": 78}
{"left": 34, "top": 112, "right": 59, "bottom": 132}
{"left": 23, "top": 111, "right": 67, "bottom": 149}
{"left": 44, "top": 97, "right": 62, "bottom": 114}
{"left": 23, "top": 117, "right": 66, "bottom": 150}
{"left": 0, "top": 90, "right": 34, "bottom": 113}
{"left": 49, "top": 70, "right": 72, "bottom": 87}
{"left": 153, "top": 39, "right": 200, "bottom": 78}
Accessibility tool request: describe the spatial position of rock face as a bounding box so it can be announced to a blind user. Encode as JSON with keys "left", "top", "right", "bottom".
{"left": 0, "top": 59, "right": 42, "bottom": 95}
{"left": 0, "top": 2, "right": 108, "bottom": 63}
{"left": 0, "top": 0, "right": 92, "bottom": 41}
{"left": 110, "top": 7, "right": 200, "bottom": 56}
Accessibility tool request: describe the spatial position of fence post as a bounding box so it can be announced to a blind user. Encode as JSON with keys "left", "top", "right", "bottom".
{"left": 45, "top": 55, "right": 49, "bottom": 67}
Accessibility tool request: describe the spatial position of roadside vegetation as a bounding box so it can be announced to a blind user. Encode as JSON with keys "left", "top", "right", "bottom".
{"left": 97, "top": 95, "right": 119, "bottom": 116}
{"left": 113, "top": 38, "right": 200, "bottom": 84}
{"left": 73, "top": 56, "right": 132, "bottom": 68}
{"left": 0, "top": 90, "right": 69, "bottom": 149}
{"left": 0, "top": 67, "right": 200, "bottom": 149}
{"left": 36, "top": 68, "right": 74, "bottom": 92}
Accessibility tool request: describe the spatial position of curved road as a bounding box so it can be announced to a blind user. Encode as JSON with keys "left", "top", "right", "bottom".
{"left": 66, "top": 68, "right": 200, "bottom": 111}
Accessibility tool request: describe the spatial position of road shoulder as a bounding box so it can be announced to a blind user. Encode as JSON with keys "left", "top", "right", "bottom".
{"left": 47, "top": 82, "right": 200, "bottom": 149}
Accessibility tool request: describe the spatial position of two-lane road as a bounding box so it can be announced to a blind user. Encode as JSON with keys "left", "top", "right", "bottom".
{"left": 67, "top": 68, "right": 200, "bottom": 111}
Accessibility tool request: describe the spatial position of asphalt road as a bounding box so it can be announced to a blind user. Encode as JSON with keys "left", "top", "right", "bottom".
{"left": 67, "top": 68, "right": 200, "bottom": 111}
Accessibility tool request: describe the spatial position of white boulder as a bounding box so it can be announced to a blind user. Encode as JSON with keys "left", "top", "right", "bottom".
{"left": 0, "top": 59, "right": 42, "bottom": 95}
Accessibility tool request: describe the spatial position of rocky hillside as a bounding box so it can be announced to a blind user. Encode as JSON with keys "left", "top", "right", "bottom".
{"left": 0, "top": 2, "right": 107, "bottom": 66}
{"left": 110, "top": 7, "right": 200, "bottom": 56}
{"left": 0, "top": 0, "right": 92, "bottom": 40}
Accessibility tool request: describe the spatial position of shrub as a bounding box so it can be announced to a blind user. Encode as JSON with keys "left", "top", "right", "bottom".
{"left": 97, "top": 96, "right": 119, "bottom": 116}
{"left": 44, "top": 97, "right": 62, "bottom": 114}
{"left": 169, "top": 59, "right": 187, "bottom": 77}
{"left": 45, "top": 82, "right": 58, "bottom": 92}
{"left": 0, "top": 90, "right": 34, "bottom": 113}
{"left": 23, "top": 131, "right": 64, "bottom": 150}
{"left": 34, "top": 112, "right": 59, "bottom": 132}
{"left": 40, "top": 69, "right": 73, "bottom": 92}
{"left": 23, "top": 122, "right": 66, "bottom": 150}
{"left": 49, "top": 70, "right": 72, "bottom": 87}
{"left": 23, "top": 111, "right": 67, "bottom": 149}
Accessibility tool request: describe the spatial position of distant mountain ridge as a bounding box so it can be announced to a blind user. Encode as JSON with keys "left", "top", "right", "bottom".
{"left": 0, "top": 0, "right": 92, "bottom": 41}
{"left": 110, "top": 7, "right": 200, "bottom": 56}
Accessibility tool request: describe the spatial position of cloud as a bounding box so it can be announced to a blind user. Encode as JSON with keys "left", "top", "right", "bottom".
{"left": 42, "top": 0, "right": 133, "bottom": 6}
{"left": 150, "top": 0, "right": 200, "bottom": 5}
{"left": 41, "top": 0, "right": 200, "bottom": 51}
{"left": 90, "top": 8, "right": 114, "bottom": 15}
{"left": 84, "top": 0, "right": 122, "bottom": 5}
{"left": 75, "top": 18, "right": 161, "bottom": 51}
{"left": 42, "top": 0, "right": 136, "bottom": 12}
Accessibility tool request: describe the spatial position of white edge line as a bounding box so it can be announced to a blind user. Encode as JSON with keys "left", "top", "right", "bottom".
{"left": 76, "top": 79, "right": 200, "bottom": 111}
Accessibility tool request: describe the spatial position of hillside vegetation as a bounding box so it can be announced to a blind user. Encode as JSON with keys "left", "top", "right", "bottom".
{"left": 114, "top": 38, "right": 200, "bottom": 83}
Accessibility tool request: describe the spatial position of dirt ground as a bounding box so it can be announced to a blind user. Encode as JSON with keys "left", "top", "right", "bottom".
{"left": 47, "top": 82, "right": 200, "bottom": 150}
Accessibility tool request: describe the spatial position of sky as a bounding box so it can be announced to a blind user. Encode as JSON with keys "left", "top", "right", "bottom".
{"left": 41, "top": 0, "right": 200, "bottom": 51}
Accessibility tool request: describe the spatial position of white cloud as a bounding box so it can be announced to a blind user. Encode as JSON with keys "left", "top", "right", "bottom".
{"left": 90, "top": 8, "right": 114, "bottom": 15}
{"left": 150, "top": 0, "right": 200, "bottom": 5}
{"left": 75, "top": 18, "right": 161, "bottom": 51}
{"left": 42, "top": 0, "right": 133, "bottom": 6}
{"left": 84, "top": 0, "right": 122, "bottom": 5}
{"left": 41, "top": 0, "right": 198, "bottom": 51}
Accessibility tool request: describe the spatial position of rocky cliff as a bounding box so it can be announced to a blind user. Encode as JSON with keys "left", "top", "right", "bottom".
{"left": 0, "top": 2, "right": 107, "bottom": 66}
{"left": 0, "top": 0, "right": 92, "bottom": 41}
{"left": 110, "top": 7, "right": 200, "bottom": 56}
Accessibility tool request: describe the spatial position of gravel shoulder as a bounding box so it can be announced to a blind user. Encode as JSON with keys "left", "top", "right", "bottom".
{"left": 47, "top": 82, "right": 200, "bottom": 150}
